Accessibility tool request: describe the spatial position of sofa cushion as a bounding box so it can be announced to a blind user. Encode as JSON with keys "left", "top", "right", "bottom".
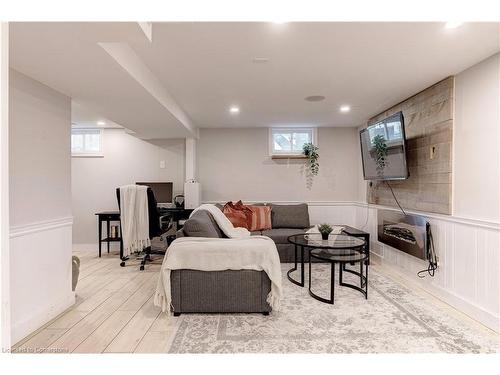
{"left": 261, "top": 228, "right": 307, "bottom": 244}
{"left": 183, "top": 210, "right": 225, "bottom": 238}
{"left": 247, "top": 205, "right": 272, "bottom": 231}
{"left": 269, "top": 203, "right": 310, "bottom": 229}
{"left": 223, "top": 201, "right": 252, "bottom": 229}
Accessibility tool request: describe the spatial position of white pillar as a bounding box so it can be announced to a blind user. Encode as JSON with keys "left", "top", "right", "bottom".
{"left": 185, "top": 137, "right": 197, "bottom": 182}
{"left": 184, "top": 137, "right": 200, "bottom": 208}
{"left": 0, "top": 22, "right": 11, "bottom": 351}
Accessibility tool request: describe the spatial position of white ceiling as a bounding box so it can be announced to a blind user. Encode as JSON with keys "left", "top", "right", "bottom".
{"left": 71, "top": 101, "right": 123, "bottom": 129}
{"left": 10, "top": 22, "right": 193, "bottom": 139}
{"left": 10, "top": 22, "right": 500, "bottom": 139}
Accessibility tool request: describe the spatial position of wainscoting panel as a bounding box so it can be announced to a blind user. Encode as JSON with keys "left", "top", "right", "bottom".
{"left": 353, "top": 203, "right": 499, "bottom": 332}
{"left": 10, "top": 217, "right": 75, "bottom": 344}
{"left": 453, "top": 223, "right": 477, "bottom": 302}
{"left": 307, "top": 202, "right": 356, "bottom": 228}
{"left": 482, "top": 229, "right": 500, "bottom": 314}
{"left": 443, "top": 221, "right": 454, "bottom": 291}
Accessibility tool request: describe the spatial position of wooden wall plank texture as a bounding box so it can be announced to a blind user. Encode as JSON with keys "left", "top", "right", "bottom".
{"left": 367, "top": 77, "right": 454, "bottom": 215}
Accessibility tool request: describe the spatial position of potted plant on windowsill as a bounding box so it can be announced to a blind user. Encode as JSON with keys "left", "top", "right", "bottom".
{"left": 318, "top": 223, "right": 333, "bottom": 240}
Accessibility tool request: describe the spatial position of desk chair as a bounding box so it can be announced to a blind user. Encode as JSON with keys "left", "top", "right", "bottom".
{"left": 116, "top": 187, "right": 173, "bottom": 270}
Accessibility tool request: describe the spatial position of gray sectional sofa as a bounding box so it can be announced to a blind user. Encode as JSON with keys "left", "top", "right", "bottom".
{"left": 177, "top": 203, "right": 311, "bottom": 262}
{"left": 171, "top": 203, "right": 310, "bottom": 315}
{"left": 250, "top": 203, "right": 311, "bottom": 262}
{"left": 170, "top": 269, "right": 272, "bottom": 315}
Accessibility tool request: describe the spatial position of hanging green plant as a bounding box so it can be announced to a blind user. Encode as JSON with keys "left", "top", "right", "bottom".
{"left": 303, "top": 142, "right": 319, "bottom": 176}
{"left": 373, "top": 134, "right": 388, "bottom": 177}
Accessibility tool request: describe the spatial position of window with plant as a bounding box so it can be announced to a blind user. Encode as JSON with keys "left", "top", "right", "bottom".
{"left": 269, "top": 127, "right": 316, "bottom": 155}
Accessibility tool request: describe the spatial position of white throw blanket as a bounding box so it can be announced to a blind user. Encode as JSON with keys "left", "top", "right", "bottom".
{"left": 191, "top": 203, "right": 250, "bottom": 238}
{"left": 153, "top": 236, "right": 283, "bottom": 315}
{"left": 119, "top": 185, "right": 150, "bottom": 257}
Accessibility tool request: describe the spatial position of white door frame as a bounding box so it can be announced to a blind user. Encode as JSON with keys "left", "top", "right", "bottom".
{"left": 0, "top": 22, "right": 11, "bottom": 351}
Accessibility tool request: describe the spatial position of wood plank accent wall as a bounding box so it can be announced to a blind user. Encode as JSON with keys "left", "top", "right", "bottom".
{"left": 366, "top": 77, "right": 454, "bottom": 215}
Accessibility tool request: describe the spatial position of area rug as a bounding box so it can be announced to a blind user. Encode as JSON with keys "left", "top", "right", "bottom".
{"left": 168, "top": 264, "right": 499, "bottom": 353}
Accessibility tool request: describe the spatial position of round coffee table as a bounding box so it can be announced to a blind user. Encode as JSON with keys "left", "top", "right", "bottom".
{"left": 309, "top": 247, "right": 368, "bottom": 304}
{"left": 287, "top": 233, "right": 366, "bottom": 287}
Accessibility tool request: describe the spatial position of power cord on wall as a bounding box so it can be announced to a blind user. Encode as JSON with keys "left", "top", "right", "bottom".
{"left": 417, "top": 224, "right": 438, "bottom": 278}
{"left": 385, "top": 181, "right": 407, "bottom": 216}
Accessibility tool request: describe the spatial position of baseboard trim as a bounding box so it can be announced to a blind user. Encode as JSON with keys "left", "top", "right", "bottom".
{"left": 11, "top": 291, "right": 75, "bottom": 345}
{"left": 10, "top": 216, "right": 73, "bottom": 238}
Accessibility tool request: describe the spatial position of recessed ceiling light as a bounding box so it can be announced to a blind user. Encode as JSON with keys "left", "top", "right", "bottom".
{"left": 305, "top": 95, "right": 326, "bottom": 102}
{"left": 445, "top": 22, "right": 463, "bottom": 29}
{"left": 97, "top": 121, "right": 106, "bottom": 126}
{"left": 229, "top": 106, "right": 240, "bottom": 114}
{"left": 340, "top": 105, "right": 351, "bottom": 113}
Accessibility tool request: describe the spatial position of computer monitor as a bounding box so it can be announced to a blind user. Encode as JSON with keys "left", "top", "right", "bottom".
{"left": 136, "top": 182, "right": 173, "bottom": 205}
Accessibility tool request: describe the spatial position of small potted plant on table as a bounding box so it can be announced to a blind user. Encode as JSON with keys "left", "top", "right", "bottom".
{"left": 318, "top": 223, "right": 333, "bottom": 240}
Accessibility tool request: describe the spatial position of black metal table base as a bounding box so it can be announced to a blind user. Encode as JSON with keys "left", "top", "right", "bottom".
{"left": 341, "top": 263, "right": 368, "bottom": 290}
{"left": 286, "top": 233, "right": 369, "bottom": 304}
{"left": 286, "top": 244, "right": 305, "bottom": 287}
{"left": 308, "top": 260, "right": 368, "bottom": 305}
{"left": 286, "top": 268, "right": 304, "bottom": 287}
{"left": 308, "top": 261, "right": 335, "bottom": 304}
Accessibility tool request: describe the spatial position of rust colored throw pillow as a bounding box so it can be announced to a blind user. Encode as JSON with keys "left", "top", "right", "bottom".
{"left": 223, "top": 201, "right": 252, "bottom": 229}
{"left": 247, "top": 205, "right": 272, "bottom": 231}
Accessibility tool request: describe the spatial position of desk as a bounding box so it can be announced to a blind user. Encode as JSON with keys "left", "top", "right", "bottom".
{"left": 95, "top": 208, "right": 192, "bottom": 258}
{"left": 95, "top": 211, "right": 122, "bottom": 258}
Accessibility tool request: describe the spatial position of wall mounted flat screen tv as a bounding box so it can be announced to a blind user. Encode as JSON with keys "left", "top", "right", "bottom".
{"left": 359, "top": 111, "right": 409, "bottom": 180}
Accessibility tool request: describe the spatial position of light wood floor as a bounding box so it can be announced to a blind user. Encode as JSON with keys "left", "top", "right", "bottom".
{"left": 13, "top": 247, "right": 497, "bottom": 354}
{"left": 12, "top": 249, "right": 179, "bottom": 353}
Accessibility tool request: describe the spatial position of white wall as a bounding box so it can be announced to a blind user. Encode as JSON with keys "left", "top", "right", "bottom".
{"left": 0, "top": 22, "right": 11, "bottom": 351}
{"left": 454, "top": 53, "right": 500, "bottom": 223}
{"left": 72, "top": 128, "right": 185, "bottom": 245}
{"left": 9, "top": 69, "right": 74, "bottom": 344}
{"left": 198, "top": 127, "right": 361, "bottom": 203}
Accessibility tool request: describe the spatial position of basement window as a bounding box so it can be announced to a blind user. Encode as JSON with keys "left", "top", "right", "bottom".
{"left": 71, "top": 128, "right": 103, "bottom": 157}
{"left": 269, "top": 127, "right": 317, "bottom": 157}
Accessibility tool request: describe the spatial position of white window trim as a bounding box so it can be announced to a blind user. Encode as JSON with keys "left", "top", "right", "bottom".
{"left": 71, "top": 128, "right": 104, "bottom": 158}
{"left": 268, "top": 127, "right": 317, "bottom": 156}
